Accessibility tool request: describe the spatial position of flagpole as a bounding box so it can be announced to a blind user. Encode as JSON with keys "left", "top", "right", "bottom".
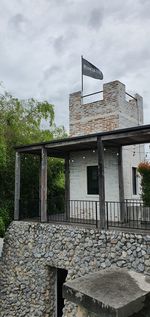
{"left": 81, "top": 55, "right": 83, "bottom": 98}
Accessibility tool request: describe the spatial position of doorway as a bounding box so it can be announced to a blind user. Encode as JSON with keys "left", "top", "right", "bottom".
{"left": 56, "top": 268, "right": 68, "bottom": 317}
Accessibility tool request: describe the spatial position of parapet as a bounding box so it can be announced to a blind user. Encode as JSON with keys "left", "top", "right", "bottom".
{"left": 69, "top": 80, "right": 143, "bottom": 137}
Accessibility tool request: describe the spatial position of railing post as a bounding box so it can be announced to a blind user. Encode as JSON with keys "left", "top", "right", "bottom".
{"left": 106, "top": 202, "right": 109, "bottom": 229}
{"left": 95, "top": 201, "right": 98, "bottom": 228}
{"left": 97, "top": 137, "right": 107, "bottom": 229}
{"left": 14, "top": 151, "right": 21, "bottom": 220}
{"left": 40, "top": 147, "right": 47, "bottom": 222}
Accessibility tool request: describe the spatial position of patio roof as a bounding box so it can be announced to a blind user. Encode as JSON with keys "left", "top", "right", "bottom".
{"left": 15, "top": 124, "right": 150, "bottom": 158}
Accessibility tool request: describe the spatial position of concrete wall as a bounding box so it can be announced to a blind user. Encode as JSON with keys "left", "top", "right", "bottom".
{"left": 69, "top": 149, "right": 120, "bottom": 220}
{"left": 69, "top": 80, "right": 144, "bottom": 202}
{"left": 123, "top": 144, "right": 143, "bottom": 200}
{"left": 70, "top": 149, "right": 119, "bottom": 202}
{"left": 1, "top": 222, "right": 150, "bottom": 317}
{"left": 69, "top": 146, "right": 143, "bottom": 205}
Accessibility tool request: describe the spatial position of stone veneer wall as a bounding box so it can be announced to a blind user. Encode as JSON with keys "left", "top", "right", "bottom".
{"left": 1, "top": 222, "right": 150, "bottom": 317}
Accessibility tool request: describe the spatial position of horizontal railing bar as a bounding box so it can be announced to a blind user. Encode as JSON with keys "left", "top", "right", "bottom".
{"left": 125, "top": 92, "right": 137, "bottom": 101}
{"left": 81, "top": 90, "right": 103, "bottom": 98}
{"left": 124, "top": 199, "right": 142, "bottom": 201}
{"left": 69, "top": 199, "right": 99, "bottom": 203}
{"left": 18, "top": 198, "right": 143, "bottom": 202}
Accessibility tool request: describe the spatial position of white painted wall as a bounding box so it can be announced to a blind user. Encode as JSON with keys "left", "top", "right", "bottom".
{"left": 70, "top": 149, "right": 120, "bottom": 202}
{"left": 69, "top": 147, "right": 143, "bottom": 202}
{"left": 69, "top": 147, "right": 144, "bottom": 221}
{"left": 123, "top": 144, "right": 144, "bottom": 200}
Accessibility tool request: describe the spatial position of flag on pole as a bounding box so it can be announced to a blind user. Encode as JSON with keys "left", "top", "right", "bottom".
{"left": 82, "top": 57, "right": 103, "bottom": 80}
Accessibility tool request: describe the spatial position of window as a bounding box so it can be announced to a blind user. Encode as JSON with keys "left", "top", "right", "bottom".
{"left": 87, "top": 166, "right": 99, "bottom": 194}
{"left": 132, "top": 167, "right": 137, "bottom": 195}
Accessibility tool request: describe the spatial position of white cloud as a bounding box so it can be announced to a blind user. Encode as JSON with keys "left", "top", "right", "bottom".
{"left": 0, "top": 0, "right": 150, "bottom": 130}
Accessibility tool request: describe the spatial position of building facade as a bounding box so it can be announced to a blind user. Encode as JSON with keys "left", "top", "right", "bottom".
{"left": 69, "top": 80, "right": 144, "bottom": 205}
{"left": 1, "top": 80, "right": 150, "bottom": 317}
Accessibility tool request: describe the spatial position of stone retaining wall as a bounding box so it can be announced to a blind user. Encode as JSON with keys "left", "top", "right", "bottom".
{"left": 1, "top": 221, "right": 150, "bottom": 317}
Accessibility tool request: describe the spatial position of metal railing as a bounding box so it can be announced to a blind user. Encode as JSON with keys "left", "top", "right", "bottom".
{"left": 106, "top": 200, "right": 150, "bottom": 230}
{"left": 125, "top": 92, "right": 137, "bottom": 101}
{"left": 82, "top": 90, "right": 103, "bottom": 99}
{"left": 18, "top": 199, "right": 150, "bottom": 230}
{"left": 18, "top": 198, "right": 99, "bottom": 226}
{"left": 19, "top": 199, "right": 41, "bottom": 221}
{"left": 48, "top": 200, "right": 98, "bottom": 226}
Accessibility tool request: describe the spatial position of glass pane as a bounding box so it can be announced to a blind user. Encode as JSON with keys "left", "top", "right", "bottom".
{"left": 87, "top": 166, "right": 99, "bottom": 194}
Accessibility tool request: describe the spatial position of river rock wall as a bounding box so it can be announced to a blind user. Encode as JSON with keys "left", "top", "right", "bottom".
{"left": 1, "top": 221, "right": 150, "bottom": 317}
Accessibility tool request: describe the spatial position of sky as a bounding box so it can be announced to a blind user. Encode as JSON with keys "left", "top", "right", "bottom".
{"left": 0, "top": 0, "right": 150, "bottom": 131}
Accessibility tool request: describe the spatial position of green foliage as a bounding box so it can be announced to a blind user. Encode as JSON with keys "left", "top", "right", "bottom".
{"left": 0, "top": 206, "right": 10, "bottom": 237}
{"left": 0, "top": 206, "right": 10, "bottom": 227}
{"left": 0, "top": 84, "right": 67, "bottom": 236}
{"left": 138, "top": 162, "right": 150, "bottom": 206}
{"left": 0, "top": 217, "right": 5, "bottom": 237}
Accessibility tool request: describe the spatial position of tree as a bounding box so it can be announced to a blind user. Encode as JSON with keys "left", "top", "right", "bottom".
{"left": 138, "top": 162, "right": 150, "bottom": 206}
{"left": 0, "top": 85, "right": 66, "bottom": 236}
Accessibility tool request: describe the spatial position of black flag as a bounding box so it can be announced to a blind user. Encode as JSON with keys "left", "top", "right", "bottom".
{"left": 82, "top": 58, "right": 103, "bottom": 80}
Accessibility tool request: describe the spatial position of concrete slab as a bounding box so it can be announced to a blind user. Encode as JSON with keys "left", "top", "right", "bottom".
{"left": 63, "top": 268, "right": 150, "bottom": 317}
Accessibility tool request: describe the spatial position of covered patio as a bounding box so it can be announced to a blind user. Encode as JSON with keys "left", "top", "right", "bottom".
{"left": 14, "top": 124, "right": 150, "bottom": 230}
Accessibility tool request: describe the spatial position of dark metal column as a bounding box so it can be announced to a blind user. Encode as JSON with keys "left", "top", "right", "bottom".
{"left": 39, "top": 155, "right": 41, "bottom": 220}
{"left": 65, "top": 154, "right": 70, "bottom": 220}
{"left": 14, "top": 151, "right": 21, "bottom": 220}
{"left": 40, "top": 147, "right": 47, "bottom": 222}
{"left": 97, "top": 137, "right": 107, "bottom": 229}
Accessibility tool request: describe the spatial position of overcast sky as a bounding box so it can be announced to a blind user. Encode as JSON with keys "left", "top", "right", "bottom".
{"left": 0, "top": 0, "right": 150, "bottom": 131}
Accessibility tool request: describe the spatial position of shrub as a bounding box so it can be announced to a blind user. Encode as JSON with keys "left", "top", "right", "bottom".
{"left": 0, "top": 204, "right": 11, "bottom": 237}
{"left": 0, "top": 206, "right": 10, "bottom": 227}
{"left": 138, "top": 162, "right": 150, "bottom": 206}
{"left": 0, "top": 216, "right": 5, "bottom": 237}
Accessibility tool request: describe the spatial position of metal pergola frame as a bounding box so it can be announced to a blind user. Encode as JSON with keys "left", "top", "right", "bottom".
{"left": 14, "top": 124, "right": 150, "bottom": 229}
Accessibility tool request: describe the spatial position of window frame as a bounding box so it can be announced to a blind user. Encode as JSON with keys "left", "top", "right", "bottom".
{"left": 87, "top": 165, "right": 99, "bottom": 195}
{"left": 132, "top": 167, "right": 137, "bottom": 195}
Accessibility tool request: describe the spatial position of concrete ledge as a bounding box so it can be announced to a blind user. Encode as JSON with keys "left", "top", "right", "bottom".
{"left": 63, "top": 268, "right": 150, "bottom": 317}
